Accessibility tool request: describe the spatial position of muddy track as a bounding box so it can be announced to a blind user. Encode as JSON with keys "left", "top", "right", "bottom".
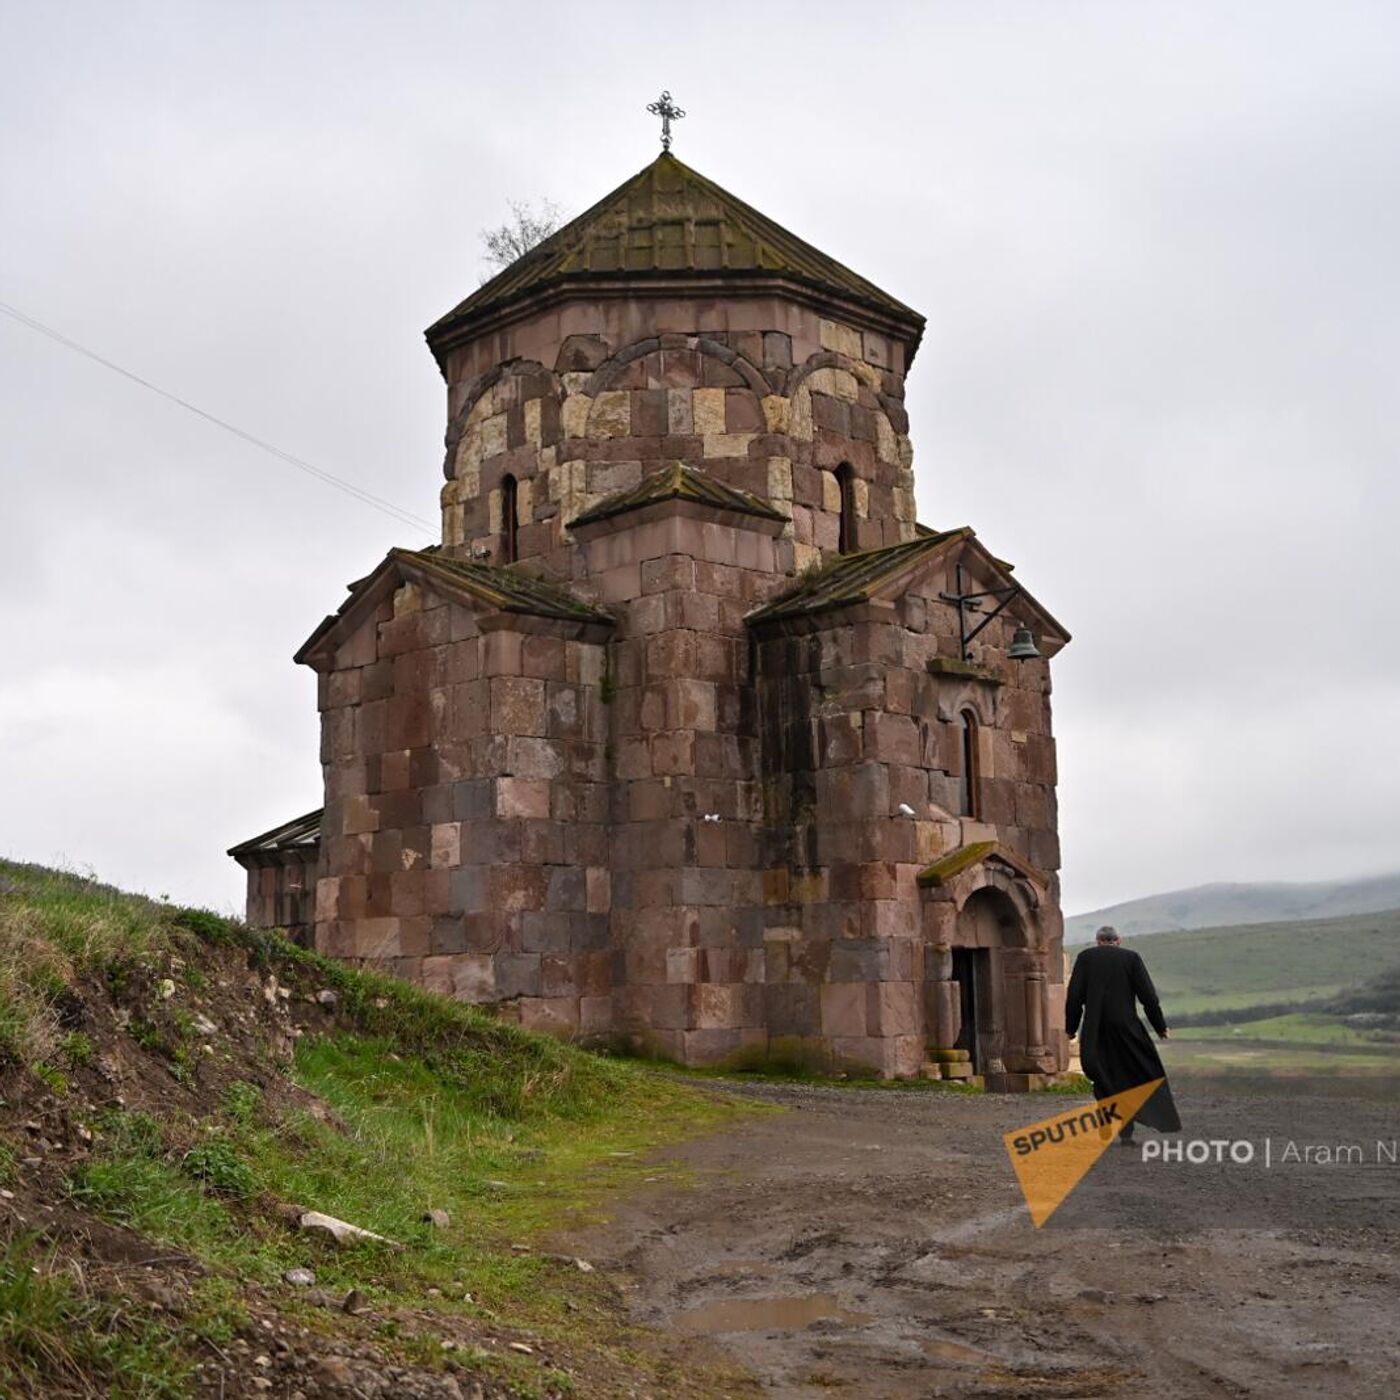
{"left": 566, "top": 1079, "right": 1400, "bottom": 1398}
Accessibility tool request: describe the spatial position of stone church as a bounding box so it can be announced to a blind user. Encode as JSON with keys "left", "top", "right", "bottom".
{"left": 231, "top": 147, "right": 1072, "bottom": 1087}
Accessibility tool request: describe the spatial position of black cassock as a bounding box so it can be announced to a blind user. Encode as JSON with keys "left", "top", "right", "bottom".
{"left": 1066, "top": 944, "right": 1181, "bottom": 1133}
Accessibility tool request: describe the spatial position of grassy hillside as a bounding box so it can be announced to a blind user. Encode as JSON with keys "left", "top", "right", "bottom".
{"left": 1123, "top": 907, "right": 1400, "bottom": 1017}
{"left": 0, "top": 861, "right": 759, "bottom": 1398}
{"left": 1065, "top": 871, "right": 1400, "bottom": 943}
{"left": 1116, "top": 908, "right": 1400, "bottom": 1080}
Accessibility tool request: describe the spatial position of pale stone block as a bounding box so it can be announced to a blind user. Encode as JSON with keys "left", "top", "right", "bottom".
{"left": 342, "top": 795, "right": 378, "bottom": 835}
{"left": 586, "top": 866, "right": 611, "bottom": 913}
{"left": 455, "top": 431, "right": 482, "bottom": 477}
{"left": 831, "top": 369, "right": 859, "bottom": 403}
{"left": 496, "top": 777, "right": 551, "bottom": 819}
{"left": 821, "top": 469, "right": 842, "bottom": 513}
{"left": 876, "top": 412, "right": 897, "bottom": 463}
{"left": 488, "top": 487, "right": 502, "bottom": 534}
{"left": 561, "top": 371, "right": 590, "bottom": 395}
{"left": 421, "top": 955, "right": 456, "bottom": 997}
{"left": 517, "top": 475, "right": 534, "bottom": 524}
{"left": 591, "top": 460, "right": 643, "bottom": 495}
{"left": 862, "top": 330, "right": 890, "bottom": 368}
{"left": 480, "top": 413, "right": 507, "bottom": 459}
{"left": 761, "top": 395, "right": 790, "bottom": 433}
{"left": 693, "top": 983, "right": 745, "bottom": 1030}
{"left": 819, "top": 317, "right": 864, "bottom": 359}
{"left": 562, "top": 393, "right": 591, "bottom": 438}
{"left": 667, "top": 388, "right": 693, "bottom": 434}
{"left": 869, "top": 981, "right": 920, "bottom": 1037}
{"left": 589, "top": 390, "right": 631, "bottom": 438}
{"left": 393, "top": 582, "right": 422, "bottom": 618}
{"left": 692, "top": 387, "right": 726, "bottom": 435}
{"left": 430, "top": 822, "right": 462, "bottom": 869}
{"left": 790, "top": 387, "right": 813, "bottom": 441}
{"left": 466, "top": 386, "right": 498, "bottom": 427}
{"left": 766, "top": 457, "right": 793, "bottom": 501}
{"left": 315, "top": 878, "right": 339, "bottom": 921}
{"left": 793, "top": 541, "right": 821, "bottom": 574}
{"left": 453, "top": 953, "right": 495, "bottom": 1002}
{"left": 519, "top": 997, "right": 579, "bottom": 1036}
{"left": 703, "top": 432, "right": 753, "bottom": 459}
{"left": 524, "top": 398, "right": 542, "bottom": 447}
{"left": 853, "top": 476, "right": 869, "bottom": 517}
{"left": 667, "top": 947, "right": 700, "bottom": 984}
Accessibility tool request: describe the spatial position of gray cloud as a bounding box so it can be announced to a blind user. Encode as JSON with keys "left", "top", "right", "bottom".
{"left": 2, "top": 1, "right": 1396, "bottom": 915}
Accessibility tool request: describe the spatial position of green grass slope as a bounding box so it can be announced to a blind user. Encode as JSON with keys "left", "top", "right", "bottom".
{"left": 1126, "top": 907, "right": 1400, "bottom": 1018}
{"left": 1117, "top": 908, "right": 1400, "bottom": 1079}
{"left": 0, "top": 861, "right": 759, "bottom": 1399}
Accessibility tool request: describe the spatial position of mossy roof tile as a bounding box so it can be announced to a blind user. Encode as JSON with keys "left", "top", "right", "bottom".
{"left": 389, "top": 548, "right": 613, "bottom": 623}
{"left": 427, "top": 153, "right": 923, "bottom": 348}
{"left": 569, "top": 461, "right": 787, "bottom": 529}
{"left": 746, "top": 529, "right": 970, "bottom": 626}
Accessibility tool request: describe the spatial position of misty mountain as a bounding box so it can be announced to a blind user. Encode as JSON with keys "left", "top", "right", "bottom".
{"left": 1065, "top": 871, "right": 1400, "bottom": 944}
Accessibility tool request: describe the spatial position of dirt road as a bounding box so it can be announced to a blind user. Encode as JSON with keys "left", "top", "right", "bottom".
{"left": 568, "top": 1078, "right": 1400, "bottom": 1399}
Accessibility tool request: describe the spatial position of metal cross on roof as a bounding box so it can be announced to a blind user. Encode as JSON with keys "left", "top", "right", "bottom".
{"left": 646, "top": 90, "right": 685, "bottom": 151}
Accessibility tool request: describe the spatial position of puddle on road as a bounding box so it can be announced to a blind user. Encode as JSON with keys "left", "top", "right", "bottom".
{"left": 920, "top": 1337, "right": 993, "bottom": 1365}
{"left": 672, "top": 1293, "right": 872, "bottom": 1334}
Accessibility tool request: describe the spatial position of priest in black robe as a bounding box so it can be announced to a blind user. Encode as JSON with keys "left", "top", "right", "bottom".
{"left": 1066, "top": 926, "right": 1181, "bottom": 1141}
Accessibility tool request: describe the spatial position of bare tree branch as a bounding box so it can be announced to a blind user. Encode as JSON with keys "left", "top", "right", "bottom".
{"left": 479, "top": 199, "right": 564, "bottom": 280}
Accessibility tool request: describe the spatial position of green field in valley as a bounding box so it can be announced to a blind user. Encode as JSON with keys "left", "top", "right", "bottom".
{"left": 1118, "top": 908, "right": 1400, "bottom": 1076}
{"left": 1127, "top": 907, "right": 1400, "bottom": 1015}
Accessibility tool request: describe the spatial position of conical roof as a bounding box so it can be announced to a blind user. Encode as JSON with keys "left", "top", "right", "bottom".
{"left": 427, "top": 153, "right": 924, "bottom": 354}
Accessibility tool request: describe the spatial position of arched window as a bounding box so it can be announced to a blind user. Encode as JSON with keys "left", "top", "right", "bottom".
{"left": 836, "top": 463, "right": 857, "bottom": 554}
{"left": 958, "top": 709, "right": 981, "bottom": 818}
{"left": 501, "top": 474, "right": 519, "bottom": 564}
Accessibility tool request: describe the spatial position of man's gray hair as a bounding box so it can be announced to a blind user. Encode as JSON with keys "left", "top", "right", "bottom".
{"left": 1095, "top": 925, "right": 1121, "bottom": 944}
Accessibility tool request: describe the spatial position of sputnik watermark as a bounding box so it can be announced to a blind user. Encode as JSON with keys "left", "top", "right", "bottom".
{"left": 1140, "top": 1138, "right": 1399, "bottom": 1166}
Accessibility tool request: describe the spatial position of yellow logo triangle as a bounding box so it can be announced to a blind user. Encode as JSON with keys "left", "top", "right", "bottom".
{"left": 1003, "top": 1079, "right": 1164, "bottom": 1228}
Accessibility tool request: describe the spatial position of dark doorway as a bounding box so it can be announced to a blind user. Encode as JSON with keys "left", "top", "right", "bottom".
{"left": 952, "top": 948, "right": 989, "bottom": 1071}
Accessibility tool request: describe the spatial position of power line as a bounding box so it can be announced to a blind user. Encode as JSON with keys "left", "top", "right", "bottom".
{"left": 0, "top": 298, "right": 436, "bottom": 533}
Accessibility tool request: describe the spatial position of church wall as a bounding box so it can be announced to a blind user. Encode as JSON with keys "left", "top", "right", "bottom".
{"left": 751, "top": 550, "right": 1063, "bottom": 1078}
{"left": 574, "top": 509, "right": 784, "bottom": 1064}
{"left": 311, "top": 578, "right": 613, "bottom": 1036}
{"left": 238, "top": 852, "right": 317, "bottom": 947}
{"left": 438, "top": 303, "right": 917, "bottom": 583}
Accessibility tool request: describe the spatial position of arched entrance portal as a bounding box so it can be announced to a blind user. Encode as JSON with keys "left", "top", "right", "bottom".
{"left": 950, "top": 887, "right": 1025, "bottom": 1075}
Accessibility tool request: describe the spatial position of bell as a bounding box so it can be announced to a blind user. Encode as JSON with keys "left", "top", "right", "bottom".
{"left": 1008, "top": 625, "right": 1041, "bottom": 661}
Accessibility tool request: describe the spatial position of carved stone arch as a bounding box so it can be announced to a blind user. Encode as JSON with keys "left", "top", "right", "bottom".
{"left": 955, "top": 867, "right": 1042, "bottom": 934}
{"left": 783, "top": 349, "right": 879, "bottom": 399}
{"left": 935, "top": 682, "right": 998, "bottom": 729}
{"left": 443, "top": 359, "right": 563, "bottom": 477}
{"left": 582, "top": 334, "right": 768, "bottom": 398}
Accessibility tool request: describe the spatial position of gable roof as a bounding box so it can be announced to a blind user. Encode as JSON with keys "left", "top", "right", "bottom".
{"left": 745, "top": 529, "right": 970, "bottom": 625}
{"left": 427, "top": 153, "right": 924, "bottom": 355}
{"left": 228, "top": 809, "right": 322, "bottom": 862}
{"left": 745, "top": 528, "right": 1070, "bottom": 649}
{"left": 569, "top": 461, "right": 787, "bottom": 530}
{"left": 294, "top": 547, "right": 613, "bottom": 666}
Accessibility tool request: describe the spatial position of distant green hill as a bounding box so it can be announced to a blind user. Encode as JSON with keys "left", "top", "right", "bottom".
{"left": 1065, "top": 871, "right": 1400, "bottom": 943}
{"left": 1118, "top": 907, "right": 1400, "bottom": 1018}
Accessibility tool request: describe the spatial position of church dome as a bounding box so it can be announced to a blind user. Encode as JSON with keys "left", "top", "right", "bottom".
{"left": 426, "top": 152, "right": 925, "bottom": 360}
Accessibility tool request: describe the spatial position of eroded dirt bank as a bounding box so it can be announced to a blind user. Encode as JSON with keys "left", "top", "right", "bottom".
{"left": 566, "top": 1079, "right": 1400, "bottom": 1399}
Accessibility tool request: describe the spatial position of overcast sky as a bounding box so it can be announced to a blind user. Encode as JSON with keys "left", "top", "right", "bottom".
{"left": 2, "top": 1, "right": 1397, "bottom": 917}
